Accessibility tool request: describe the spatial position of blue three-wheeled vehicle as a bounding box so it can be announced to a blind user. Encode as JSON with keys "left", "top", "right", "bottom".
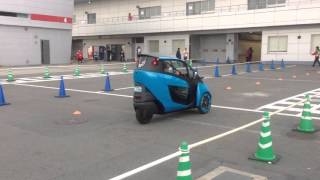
{"left": 133, "top": 55, "right": 212, "bottom": 124}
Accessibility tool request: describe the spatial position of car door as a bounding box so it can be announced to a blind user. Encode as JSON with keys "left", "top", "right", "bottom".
{"left": 162, "top": 60, "right": 195, "bottom": 108}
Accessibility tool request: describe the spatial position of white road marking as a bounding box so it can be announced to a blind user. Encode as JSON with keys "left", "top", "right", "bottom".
{"left": 114, "top": 87, "right": 134, "bottom": 91}
{"left": 0, "top": 71, "right": 133, "bottom": 85}
{"left": 12, "top": 83, "right": 133, "bottom": 98}
{"left": 0, "top": 62, "right": 136, "bottom": 71}
{"left": 257, "top": 88, "right": 320, "bottom": 118}
{"left": 109, "top": 91, "right": 320, "bottom": 180}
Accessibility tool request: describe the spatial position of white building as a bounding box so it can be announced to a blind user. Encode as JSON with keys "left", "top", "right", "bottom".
{"left": 0, "top": 0, "right": 73, "bottom": 66}
{"left": 73, "top": 0, "right": 320, "bottom": 63}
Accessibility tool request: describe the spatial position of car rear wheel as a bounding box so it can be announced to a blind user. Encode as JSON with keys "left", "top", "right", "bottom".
{"left": 135, "top": 109, "right": 153, "bottom": 124}
{"left": 198, "top": 92, "right": 211, "bottom": 114}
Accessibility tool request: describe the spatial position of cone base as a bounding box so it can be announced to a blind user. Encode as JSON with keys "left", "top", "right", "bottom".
{"left": 6, "top": 80, "right": 15, "bottom": 82}
{"left": 55, "top": 95, "right": 70, "bottom": 98}
{"left": 43, "top": 77, "right": 52, "bottom": 79}
{"left": 294, "top": 127, "right": 318, "bottom": 134}
{"left": 0, "top": 102, "right": 10, "bottom": 106}
{"left": 249, "top": 154, "right": 280, "bottom": 164}
{"left": 102, "top": 89, "right": 113, "bottom": 92}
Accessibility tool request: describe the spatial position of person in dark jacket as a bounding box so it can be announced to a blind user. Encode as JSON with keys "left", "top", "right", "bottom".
{"left": 120, "top": 49, "right": 125, "bottom": 62}
{"left": 176, "top": 48, "right": 182, "bottom": 60}
{"left": 246, "top": 47, "right": 253, "bottom": 62}
{"left": 312, "top": 46, "right": 320, "bottom": 67}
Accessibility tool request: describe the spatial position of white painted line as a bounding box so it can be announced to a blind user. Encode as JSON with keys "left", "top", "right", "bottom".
{"left": 114, "top": 86, "right": 134, "bottom": 91}
{"left": 0, "top": 62, "right": 136, "bottom": 71}
{"left": 256, "top": 87, "right": 320, "bottom": 110}
{"left": 12, "top": 83, "right": 133, "bottom": 98}
{"left": 109, "top": 91, "right": 320, "bottom": 180}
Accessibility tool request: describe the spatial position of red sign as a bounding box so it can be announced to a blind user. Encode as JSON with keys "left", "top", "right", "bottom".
{"left": 31, "top": 14, "right": 72, "bottom": 24}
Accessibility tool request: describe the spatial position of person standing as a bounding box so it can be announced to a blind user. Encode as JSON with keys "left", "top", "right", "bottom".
{"left": 120, "top": 49, "right": 125, "bottom": 62}
{"left": 312, "top": 46, "right": 320, "bottom": 67}
{"left": 75, "top": 50, "right": 83, "bottom": 64}
{"left": 246, "top": 47, "right": 253, "bottom": 62}
{"left": 183, "top": 48, "right": 189, "bottom": 61}
{"left": 136, "top": 46, "right": 142, "bottom": 57}
{"left": 176, "top": 48, "right": 182, "bottom": 60}
{"left": 106, "top": 46, "right": 111, "bottom": 61}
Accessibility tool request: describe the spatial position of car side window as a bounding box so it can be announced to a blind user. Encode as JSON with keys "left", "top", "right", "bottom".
{"left": 163, "top": 60, "right": 188, "bottom": 78}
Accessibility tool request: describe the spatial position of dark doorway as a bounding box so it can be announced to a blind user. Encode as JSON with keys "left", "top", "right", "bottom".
{"left": 41, "top": 40, "right": 50, "bottom": 64}
{"left": 238, "top": 32, "right": 262, "bottom": 62}
{"left": 111, "top": 45, "right": 123, "bottom": 61}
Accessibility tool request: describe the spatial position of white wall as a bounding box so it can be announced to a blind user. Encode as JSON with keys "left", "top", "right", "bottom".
{"left": 0, "top": 25, "right": 72, "bottom": 66}
{"left": 261, "top": 25, "right": 320, "bottom": 62}
{"left": 0, "top": 0, "right": 73, "bottom": 30}
{"left": 199, "top": 34, "right": 226, "bottom": 62}
{"left": 144, "top": 34, "right": 190, "bottom": 57}
{"left": 73, "top": 0, "right": 320, "bottom": 36}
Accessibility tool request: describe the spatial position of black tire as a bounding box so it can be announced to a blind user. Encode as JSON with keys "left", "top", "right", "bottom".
{"left": 198, "top": 92, "right": 211, "bottom": 114}
{"left": 135, "top": 109, "right": 153, "bottom": 124}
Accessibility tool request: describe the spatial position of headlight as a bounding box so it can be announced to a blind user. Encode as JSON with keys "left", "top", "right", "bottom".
{"left": 134, "top": 86, "right": 143, "bottom": 93}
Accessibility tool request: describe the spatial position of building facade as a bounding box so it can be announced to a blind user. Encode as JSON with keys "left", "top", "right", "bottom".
{"left": 0, "top": 0, "right": 73, "bottom": 66}
{"left": 73, "top": 0, "right": 320, "bottom": 63}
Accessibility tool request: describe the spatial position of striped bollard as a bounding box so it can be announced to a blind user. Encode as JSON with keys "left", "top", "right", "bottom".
{"left": 176, "top": 141, "right": 192, "bottom": 180}
{"left": 249, "top": 112, "right": 279, "bottom": 164}
{"left": 296, "top": 94, "right": 317, "bottom": 133}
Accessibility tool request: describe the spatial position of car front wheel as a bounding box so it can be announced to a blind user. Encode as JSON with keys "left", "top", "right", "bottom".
{"left": 135, "top": 109, "right": 153, "bottom": 124}
{"left": 198, "top": 92, "right": 211, "bottom": 114}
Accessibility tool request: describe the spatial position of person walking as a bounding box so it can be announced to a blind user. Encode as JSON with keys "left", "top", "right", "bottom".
{"left": 312, "top": 46, "right": 320, "bottom": 67}
{"left": 183, "top": 48, "right": 189, "bottom": 61}
{"left": 176, "top": 48, "right": 182, "bottom": 60}
{"left": 246, "top": 47, "right": 253, "bottom": 62}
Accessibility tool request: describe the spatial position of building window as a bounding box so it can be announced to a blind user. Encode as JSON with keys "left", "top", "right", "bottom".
{"left": 149, "top": 40, "right": 159, "bottom": 53}
{"left": 187, "top": 0, "right": 215, "bottom": 16}
{"left": 139, "top": 6, "right": 161, "bottom": 19}
{"left": 87, "top": 13, "right": 96, "bottom": 24}
{"left": 311, "top": 34, "right": 320, "bottom": 53}
{"left": 268, "top": 36, "right": 288, "bottom": 52}
{"left": 248, "top": 0, "right": 286, "bottom": 10}
{"left": 172, "top": 40, "right": 186, "bottom": 55}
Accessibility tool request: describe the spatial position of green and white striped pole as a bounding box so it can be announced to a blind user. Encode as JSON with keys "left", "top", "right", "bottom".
{"left": 74, "top": 65, "right": 80, "bottom": 76}
{"left": 100, "top": 64, "right": 105, "bottom": 74}
{"left": 122, "top": 63, "right": 128, "bottom": 73}
{"left": 176, "top": 141, "right": 192, "bottom": 180}
{"left": 7, "top": 69, "right": 15, "bottom": 82}
{"left": 296, "top": 94, "right": 316, "bottom": 133}
{"left": 43, "top": 66, "right": 51, "bottom": 79}
{"left": 250, "top": 112, "right": 279, "bottom": 164}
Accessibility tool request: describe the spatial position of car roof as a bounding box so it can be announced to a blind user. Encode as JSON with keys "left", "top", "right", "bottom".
{"left": 159, "top": 56, "right": 179, "bottom": 61}
{"left": 139, "top": 54, "right": 179, "bottom": 61}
